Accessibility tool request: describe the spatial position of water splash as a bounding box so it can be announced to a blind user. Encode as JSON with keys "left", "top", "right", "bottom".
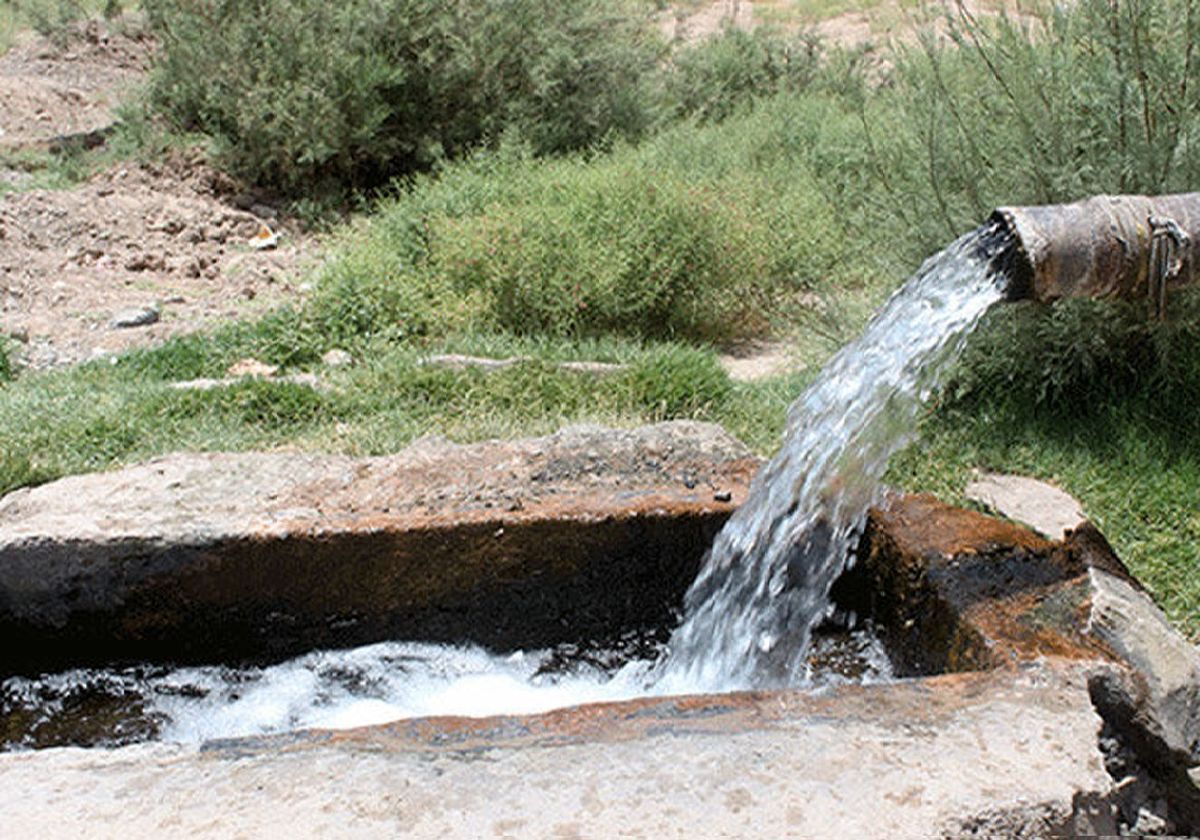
{"left": 657, "top": 224, "right": 1011, "bottom": 692}
{"left": 1, "top": 632, "right": 893, "bottom": 747}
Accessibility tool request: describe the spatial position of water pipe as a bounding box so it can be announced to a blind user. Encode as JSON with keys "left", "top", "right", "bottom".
{"left": 990, "top": 192, "right": 1200, "bottom": 317}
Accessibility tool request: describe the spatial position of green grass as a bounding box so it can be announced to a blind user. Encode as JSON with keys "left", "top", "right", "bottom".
{"left": 0, "top": 331, "right": 808, "bottom": 497}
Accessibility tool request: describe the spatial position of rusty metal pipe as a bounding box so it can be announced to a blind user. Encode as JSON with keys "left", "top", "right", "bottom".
{"left": 990, "top": 193, "right": 1200, "bottom": 316}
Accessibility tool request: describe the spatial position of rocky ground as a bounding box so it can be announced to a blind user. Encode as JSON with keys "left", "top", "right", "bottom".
{"left": 0, "top": 18, "right": 147, "bottom": 153}
{"left": 0, "top": 20, "right": 316, "bottom": 369}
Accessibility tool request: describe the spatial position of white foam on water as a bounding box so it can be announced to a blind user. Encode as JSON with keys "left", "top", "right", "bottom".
{"left": 3, "top": 630, "right": 892, "bottom": 746}
{"left": 149, "top": 642, "right": 667, "bottom": 743}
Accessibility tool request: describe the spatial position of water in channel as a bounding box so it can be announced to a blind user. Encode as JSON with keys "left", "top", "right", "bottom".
{"left": 2, "top": 224, "right": 1011, "bottom": 747}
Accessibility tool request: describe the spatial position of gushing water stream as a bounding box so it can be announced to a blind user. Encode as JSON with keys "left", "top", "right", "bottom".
{"left": 657, "top": 223, "right": 1011, "bottom": 691}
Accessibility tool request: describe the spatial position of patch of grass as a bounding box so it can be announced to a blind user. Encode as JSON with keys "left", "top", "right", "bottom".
{"left": 0, "top": 335, "right": 803, "bottom": 495}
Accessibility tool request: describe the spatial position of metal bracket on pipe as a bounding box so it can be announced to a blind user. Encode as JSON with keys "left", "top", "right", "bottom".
{"left": 1148, "top": 215, "right": 1190, "bottom": 320}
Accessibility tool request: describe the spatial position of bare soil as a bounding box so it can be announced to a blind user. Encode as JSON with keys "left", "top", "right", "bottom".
{"left": 0, "top": 20, "right": 315, "bottom": 369}
{"left": 0, "top": 19, "right": 149, "bottom": 154}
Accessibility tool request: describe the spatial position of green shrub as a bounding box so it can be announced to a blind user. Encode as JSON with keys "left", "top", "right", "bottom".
{"left": 143, "top": 0, "right": 663, "bottom": 193}
{"left": 305, "top": 105, "right": 858, "bottom": 346}
{"left": 863, "top": 0, "right": 1200, "bottom": 252}
{"left": 428, "top": 166, "right": 767, "bottom": 341}
{"left": 950, "top": 289, "right": 1200, "bottom": 419}
{"left": 667, "top": 26, "right": 823, "bottom": 123}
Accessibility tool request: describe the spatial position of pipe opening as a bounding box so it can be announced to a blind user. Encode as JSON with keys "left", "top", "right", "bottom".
{"left": 984, "top": 193, "right": 1200, "bottom": 309}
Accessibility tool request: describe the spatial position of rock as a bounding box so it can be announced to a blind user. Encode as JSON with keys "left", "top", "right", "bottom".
{"left": 0, "top": 422, "right": 758, "bottom": 671}
{"left": 964, "top": 471, "right": 1086, "bottom": 539}
{"left": 1087, "top": 566, "right": 1200, "bottom": 764}
{"left": 556, "top": 360, "right": 627, "bottom": 375}
{"left": 169, "top": 373, "right": 322, "bottom": 392}
{"left": 419, "top": 353, "right": 524, "bottom": 371}
{"left": 417, "top": 354, "right": 629, "bottom": 375}
{"left": 122, "top": 254, "right": 166, "bottom": 273}
{"left": 109, "top": 306, "right": 159, "bottom": 329}
{"left": 320, "top": 349, "right": 352, "bottom": 368}
{"left": 226, "top": 357, "right": 278, "bottom": 378}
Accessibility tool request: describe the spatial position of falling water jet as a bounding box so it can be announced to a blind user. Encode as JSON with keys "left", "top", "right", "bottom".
{"left": 656, "top": 221, "right": 1017, "bottom": 692}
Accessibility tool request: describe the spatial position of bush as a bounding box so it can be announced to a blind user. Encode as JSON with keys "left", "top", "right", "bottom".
{"left": 667, "top": 26, "right": 823, "bottom": 123}
{"left": 307, "top": 104, "right": 857, "bottom": 346}
{"left": 950, "top": 289, "right": 1200, "bottom": 418}
{"left": 428, "top": 166, "right": 772, "bottom": 341}
{"left": 861, "top": 0, "right": 1200, "bottom": 253}
{"left": 143, "top": 0, "right": 664, "bottom": 193}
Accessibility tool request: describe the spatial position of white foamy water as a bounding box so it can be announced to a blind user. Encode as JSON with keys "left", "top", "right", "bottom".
{"left": 657, "top": 226, "right": 1009, "bottom": 692}
{"left": 151, "top": 642, "right": 664, "bottom": 742}
{"left": 2, "top": 631, "right": 891, "bottom": 746}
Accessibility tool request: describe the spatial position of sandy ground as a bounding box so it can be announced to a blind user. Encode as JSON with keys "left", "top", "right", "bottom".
{"left": 0, "top": 20, "right": 315, "bottom": 369}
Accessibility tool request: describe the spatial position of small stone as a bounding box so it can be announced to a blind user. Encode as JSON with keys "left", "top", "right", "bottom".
{"left": 124, "top": 254, "right": 166, "bottom": 273}
{"left": 227, "top": 358, "right": 278, "bottom": 378}
{"left": 1132, "top": 804, "right": 1169, "bottom": 835}
{"left": 110, "top": 306, "right": 160, "bottom": 329}
{"left": 322, "top": 349, "right": 353, "bottom": 368}
{"left": 964, "top": 472, "right": 1085, "bottom": 539}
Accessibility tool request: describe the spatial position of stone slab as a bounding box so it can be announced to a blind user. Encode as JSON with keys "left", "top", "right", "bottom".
{"left": 1088, "top": 567, "right": 1200, "bottom": 764}
{"left": 857, "top": 493, "right": 1107, "bottom": 675}
{"left": 964, "top": 472, "right": 1086, "bottom": 540}
{"left": 0, "top": 422, "right": 760, "bottom": 672}
{"left": 0, "top": 661, "right": 1116, "bottom": 838}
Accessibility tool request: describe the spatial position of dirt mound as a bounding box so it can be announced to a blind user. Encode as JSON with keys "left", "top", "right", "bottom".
{"left": 0, "top": 149, "right": 315, "bottom": 367}
{"left": 0, "top": 18, "right": 151, "bottom": 152}
{"left": 0, "top": 20, "right": 315, "bottom": 369}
